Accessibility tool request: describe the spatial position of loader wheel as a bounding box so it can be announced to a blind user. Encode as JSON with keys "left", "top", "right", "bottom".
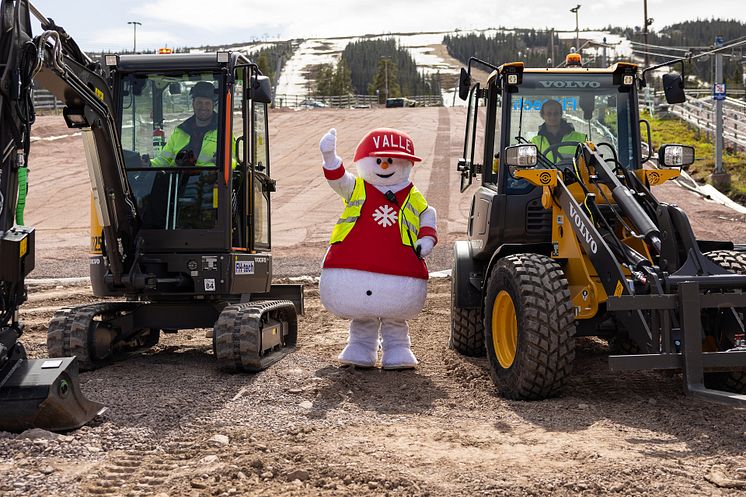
{"left": 483, "top": 253, "right": 576, "bottom": 400}
{"left": 703, "top": 250, "right": 746, "bottom": 393}
{"left": 449, "top": 274, "right": 485, "bottom": 357}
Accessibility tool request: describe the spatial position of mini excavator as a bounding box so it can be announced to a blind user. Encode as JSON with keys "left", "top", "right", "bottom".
{"left": 0, "top": 0, "right": 302, "bottom": 432}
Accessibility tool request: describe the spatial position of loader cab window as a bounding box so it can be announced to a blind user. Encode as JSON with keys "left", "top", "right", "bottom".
{"left": 501, "top": 73, "right": 636, "bottom": 194}
{"left": 119, "top": 72, "right": 225, "bottom": 230}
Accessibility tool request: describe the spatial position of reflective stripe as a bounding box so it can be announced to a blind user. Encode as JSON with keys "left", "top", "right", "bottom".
{"left": 347, "top": 199, "right": 365, "bottom": 207}
{"left": 335, "top": 215, "right": 360, "bottom": 225}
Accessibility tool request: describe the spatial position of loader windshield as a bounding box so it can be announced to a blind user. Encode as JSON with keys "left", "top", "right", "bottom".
{"left": 505, "top": 73, "right": 637, "bottom": 171}
{"left": 118, "top": 72, "right": 226, "bottom": 230}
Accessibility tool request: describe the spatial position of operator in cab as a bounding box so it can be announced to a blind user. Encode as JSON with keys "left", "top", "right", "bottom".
{"left": 151, "top": 81, "right": 222, "bottom": 168}
{"left": 531, "top": 99, "right": 586, "bottom": 164}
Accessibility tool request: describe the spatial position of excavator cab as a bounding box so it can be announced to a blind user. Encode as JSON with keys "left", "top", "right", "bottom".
{"left": 48, "top": 52, "right": 304, "bottom": 373}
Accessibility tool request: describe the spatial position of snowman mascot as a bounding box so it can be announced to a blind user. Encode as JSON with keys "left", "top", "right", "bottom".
{"left": 318, "top": 127, "right": 437, "bottom": 369}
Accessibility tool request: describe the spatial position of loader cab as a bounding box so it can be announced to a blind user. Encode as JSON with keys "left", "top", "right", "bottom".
{"left": 91, "top": 52, "right": 275, "bottom": 297}
{"left": 459, "top": 61, "right": 642, "bottom": 260}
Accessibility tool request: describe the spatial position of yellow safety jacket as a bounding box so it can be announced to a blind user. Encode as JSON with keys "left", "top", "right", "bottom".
{"left": 151, "top": 115, "right": 236, "bottom": 169}
{"left": 330, "top": 177, "right": 428, "bottom": 246}
{"left": 531, "top": 129, "right": 586, "bottom": 164}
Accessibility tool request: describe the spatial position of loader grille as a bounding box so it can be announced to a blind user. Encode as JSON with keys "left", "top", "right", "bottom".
{"left": 526, "top": 201, "right": 551, "bottom": 234}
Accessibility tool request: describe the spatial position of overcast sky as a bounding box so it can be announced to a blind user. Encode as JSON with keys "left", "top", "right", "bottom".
{"left": 32, "top": 0, "right": 746, "bottom": 52}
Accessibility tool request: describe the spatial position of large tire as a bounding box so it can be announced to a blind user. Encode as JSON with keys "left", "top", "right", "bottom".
{"left": 703, "top": 250, "right": 746, "bottom": 393}
{"left": 449, "top": 274, "right": 485, "bottom": 357}
{"left": 483, "top": 253, "right": 576, "bottom": 400}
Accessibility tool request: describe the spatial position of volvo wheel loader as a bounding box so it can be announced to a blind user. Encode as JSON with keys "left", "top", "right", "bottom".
{"left": 451, "top": 52, "right": 746, "bottom": 404}
{"left": 0, "top": 0, "right": 302, "bottom": 432}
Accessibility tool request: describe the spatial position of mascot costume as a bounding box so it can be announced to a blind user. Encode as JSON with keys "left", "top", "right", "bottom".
{"left": 318, "top": 127, "right": 437, "bottom": 369}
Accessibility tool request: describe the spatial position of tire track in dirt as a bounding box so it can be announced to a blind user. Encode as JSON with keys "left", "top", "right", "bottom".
{"left": 426, "top": 107, "right": 451, "bottom": 222}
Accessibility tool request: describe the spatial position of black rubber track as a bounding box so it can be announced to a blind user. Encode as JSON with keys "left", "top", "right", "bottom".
{"left": 213, "top": 299, "right": 297, "bottom": 372}
{"left": 483, "top": 253, "right": 576, "bottom": 400}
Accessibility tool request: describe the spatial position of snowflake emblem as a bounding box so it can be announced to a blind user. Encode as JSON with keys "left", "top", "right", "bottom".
{"left": 372, "top": 204, "right": 397, "bottom": 227}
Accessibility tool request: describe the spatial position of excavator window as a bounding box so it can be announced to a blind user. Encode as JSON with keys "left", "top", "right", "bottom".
{"left": 118, "top": 72, "right": 225, "bottom": 230}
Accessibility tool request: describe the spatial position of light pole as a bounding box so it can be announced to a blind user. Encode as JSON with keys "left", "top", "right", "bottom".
{"left": 380, "top": 56, "right": 390, "bottom": 102}
{"left": 127, "top": 21, "right": 141, "bottom": 53}
{"left": 570, "top": 5, "right": 581, "bottom": 53}
{"left": 643, "top": 0, "right": 654, "bottom": 68}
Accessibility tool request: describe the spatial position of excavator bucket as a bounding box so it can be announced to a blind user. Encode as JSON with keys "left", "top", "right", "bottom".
{"left": 0, "top": 356, "right": 104, "bottom": 433}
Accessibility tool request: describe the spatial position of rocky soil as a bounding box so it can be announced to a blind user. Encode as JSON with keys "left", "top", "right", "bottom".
{"left": 1, "top": 108, "right": 745, "bottom": 496}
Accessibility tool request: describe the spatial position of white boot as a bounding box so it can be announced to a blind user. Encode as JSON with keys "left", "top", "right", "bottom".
{"left": 338, "top": 318, "right": 380, "bottom": 367}
{"left": 380, "top": 319, "right": 417, "bottom": 370}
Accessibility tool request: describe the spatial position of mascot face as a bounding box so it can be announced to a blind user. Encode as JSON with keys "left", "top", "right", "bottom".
{"left": 356, "top": 155, "right": 413, "bottom": 187}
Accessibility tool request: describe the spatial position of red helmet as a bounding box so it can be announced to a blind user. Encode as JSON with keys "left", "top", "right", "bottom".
{"left": 353, "top": 128, "right": 422, "bottom": 163}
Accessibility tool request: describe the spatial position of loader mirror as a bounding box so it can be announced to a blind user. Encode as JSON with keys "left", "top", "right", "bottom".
{"left": 658, "top": 144, "right": 694, "bottom": 168}
{"left": 458, "top": 68, "right": 471, "bottom": 101}
{"left": 250, "top": 75, "right": 272, "bottom": 104}
{"left": 662, "top": 73, "right": 686, "bottom": 104}
{"left": 169, "top": 82, "right": 181, "bottom": 94}
{"left": 580, "top": 94, "right": 595, "bottom": 120}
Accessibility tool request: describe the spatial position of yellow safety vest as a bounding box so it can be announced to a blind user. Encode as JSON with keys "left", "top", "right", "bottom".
{"left": 329, "top": 177, "right": 428, "bottom": 246}
{"left": 531, "top": 130, "right": 586, "bottom": 164}
{"left": 151, "top": 124, "right": 237, "bottom": 169}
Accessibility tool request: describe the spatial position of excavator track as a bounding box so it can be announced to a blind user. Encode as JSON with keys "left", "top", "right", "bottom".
{"left": 47, "top": 302, "right": 150, "bottom": 371}
{"left": 213, "top": 300, "right": 298, "bottom": 372}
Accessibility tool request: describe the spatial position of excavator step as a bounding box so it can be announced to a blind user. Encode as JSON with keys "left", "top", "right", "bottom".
{"left": 213, "top": 300, "right": 298, "bottom": 372}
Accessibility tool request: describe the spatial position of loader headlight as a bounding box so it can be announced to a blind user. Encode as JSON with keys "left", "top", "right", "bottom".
{"left": 658, "top": 144, "right": 695, "bottom": 168}
{"left": 504, "top": 144, "right": 538, "bottom": 177}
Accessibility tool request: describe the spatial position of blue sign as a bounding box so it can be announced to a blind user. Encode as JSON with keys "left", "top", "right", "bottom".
{"left": 713, "top": 83, "right": 726, "bottom": 101}
{"left": 512, "top": 97, "right": 578, "bottom": 112}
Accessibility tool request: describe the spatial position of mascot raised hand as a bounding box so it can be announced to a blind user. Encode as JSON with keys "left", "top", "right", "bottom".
{"left": 318, "top": 127, "right": 437, "bottom": 369}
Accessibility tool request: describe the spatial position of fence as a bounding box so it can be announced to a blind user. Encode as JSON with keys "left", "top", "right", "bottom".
{"left": 657, "top": 93, "right": 746, "bottom": 152}
{"left": 32, "top": 88, "right": 63, "bottom": 111}
{"left": 273, "top": 93, "right": 443, "bottom": 109}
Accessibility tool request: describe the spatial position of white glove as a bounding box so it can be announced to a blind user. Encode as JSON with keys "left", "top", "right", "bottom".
{"left": 416, "top": 236, "right": 435, "bottom": 258}
{"left": 319, "top": 128, "right": 341, "bottom": 169}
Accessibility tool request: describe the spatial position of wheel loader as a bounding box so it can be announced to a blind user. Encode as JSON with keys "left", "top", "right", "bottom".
{"left": 0, "top": 0, "right": 302, "bottom": 432}
{"left": 451, "top": 52, "right": 746, "bottom": 404}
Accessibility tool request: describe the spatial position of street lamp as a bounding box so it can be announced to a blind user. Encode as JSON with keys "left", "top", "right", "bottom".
{"left": 380, "top": 56, "right": 391, "bottom": 102}
{"left": 570, "top": 5, "right": 581, "bottom": 54}
{"left": 643, "top": 0, "right": 654, "bottom": 68}
{"left": 127, "top": 21, "right": 142, "bottom": 53}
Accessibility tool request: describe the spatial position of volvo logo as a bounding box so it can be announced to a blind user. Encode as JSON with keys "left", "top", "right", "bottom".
{"left": 569, "top": 204, "right": 598, "bottom": 254}
{"left": 538, "top": 80, "right": 601, "bottom": 88}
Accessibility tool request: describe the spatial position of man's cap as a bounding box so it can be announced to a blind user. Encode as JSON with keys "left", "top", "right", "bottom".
{"left": 353, "top": 128, "right": 422, "bottom": 163}
{"left": 190, "top": 81, "right": 216, "bottom": 100}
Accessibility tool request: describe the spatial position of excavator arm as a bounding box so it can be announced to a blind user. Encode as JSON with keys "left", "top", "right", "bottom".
{"left": 0, "top": 0, "right": 141, "bottom": 432}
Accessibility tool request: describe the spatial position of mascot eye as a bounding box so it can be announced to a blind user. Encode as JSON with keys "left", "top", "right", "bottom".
{"left": 387, "top": 158, "right": 393, "bottom": 164}
{"left": 376, "top": 158, "right": 382, "bottom": 165}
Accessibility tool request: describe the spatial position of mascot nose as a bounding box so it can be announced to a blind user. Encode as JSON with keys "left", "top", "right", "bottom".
{"left": 380, "top": 162, "right": 389, "bottom": 170}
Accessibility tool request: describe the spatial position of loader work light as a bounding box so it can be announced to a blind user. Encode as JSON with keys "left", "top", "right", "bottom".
{"left": 104, "top": 55, "right": 118, "bottom": 67}
{"left": 505, "top": 144, "right": 538, "bottom": 168}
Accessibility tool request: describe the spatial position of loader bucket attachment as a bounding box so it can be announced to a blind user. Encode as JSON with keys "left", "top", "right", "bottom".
{"left": 0, "top": 357, "right": 104, "bottom": 432}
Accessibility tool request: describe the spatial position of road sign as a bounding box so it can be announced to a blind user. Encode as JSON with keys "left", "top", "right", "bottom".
{"left": 713, "top": 83, "right": 726, "bottom": 101}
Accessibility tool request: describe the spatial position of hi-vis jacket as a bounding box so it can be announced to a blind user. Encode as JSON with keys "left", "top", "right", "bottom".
{"left": 151, "top": 114, "right": 236, "bottom": 168}
{"left": 330, "top": 177, "right": 427, "bottom": 247}
{"left": 531, "top": 121, "right": 586, "bottom": 163}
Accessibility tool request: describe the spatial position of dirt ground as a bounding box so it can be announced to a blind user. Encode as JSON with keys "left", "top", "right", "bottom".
{"left": 2, "top": 108, "right": 746, "bottom": 496}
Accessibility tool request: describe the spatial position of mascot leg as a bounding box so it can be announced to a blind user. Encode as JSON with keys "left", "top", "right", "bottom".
{"left": 338, "top": 318, "right": 380, "bottom": 367}
{"left": 380, "top": 319, "right": 418, "bottom": 370}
